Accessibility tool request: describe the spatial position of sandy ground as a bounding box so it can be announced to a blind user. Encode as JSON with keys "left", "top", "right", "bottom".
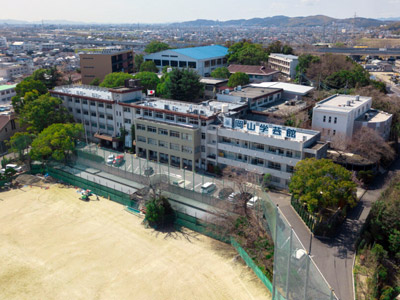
{"left": 0, "top": 185, "right": 270, "bottom": 300}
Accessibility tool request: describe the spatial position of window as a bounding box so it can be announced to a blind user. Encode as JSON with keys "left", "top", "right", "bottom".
{"left": 107, "top": 115, "right": 113, "bottom": 120}
{"left": 165, "top": 114, "right": 174, "bottom": 121}
{"left": 189, "top": 118, "right": 198, "bottom": 125}
{"left": 144, "top": 110, "right": 152, "bottom": 117}
{"left": 158, "top": 128, "right": 168, "bottom": 136}
{"left": 68, "top": 107, "right": 72, "bottom": 112}
{"left": 99, "top": 113, "right": 105, "bottom": 119}
{"left": 98, "top": 103, "right": 104, "bottom": 108}
{"left": 182, "top": 145, "right": 193, "bottom": 154}
{"left": 76, "top": 109, "right": 81, "bottom": 114}
{"left": 162, "top": 60, "right": 169, "bottom": 66}
{"left": 137, "top": 136, "right": 146, "bottom": 142}
{"left": 170, "top": 130, "right": 180, "bottom": 138}
{"left": 205, "top": 61, "right": 210, "bottom": 67}
{"left": 137, "top": 124, "right": 146, "bottom": 131}
{"left": 91, "top": 112, "right": 96, "bottom": 117}
{"left": 181, "top": 133, "right": 192, "bottom": 141}
{"left": 107, "top": 125, "right": 114, "bottom": 131}
{"left": 136, "top": 108, "right": 141, "bottom": 115}
{"left": 333, "top": 130, "right": 336, "bottom": 135}
{"left": 123, "top": 107, "right": 131, "bottom": 112}
{"left": 147, "top": 126, "right": 156, "bottom": 133}
{"left": 177, "top": 116, "right": 186, "bottom": 123}
{"left": 201, "top": 133, "right": 205, "bottom": 140}
{"left": 91, "top": 122, "right": 97, "bottom": 127}
{"left": 179, "top": 61, "right": 187, "bottom": 68}
{"left": 68, "top": 98, "right": 72, "bottom": 102}
{"left": 90, "top": 101, "right": 96, "bottom": 106}
{"left": 82, "top": 99, "right": 88, "bottom": 105}
{"left": 201, "top": 120, "right": 206, "bottom": 126}
{"left": 328, "top": 116, "right": 331, "bottom": 123}
{"left": 124, "top": 118, "right": 131, "bottom": 124}
{"left": 106, "top": 104, "right": 112, "bottom": 109}
{"left": 154, "top": 59, "right": 161, "bottom": 66}
{"left": 99, "top": 123, "right": 105, "bottom": 129}
{"left": 188, "top": 61, "right": 196, "bottom": 68}
{"left": 148, "top": 138, "right": 157, "bottom": 145}
{"left": 83, "top": 110, "right": 89, "bottom": 115}
{"left": 286, "top": 165, "right": 295, "bottom": 173}
{"left": 159, "top": 140, "right": 168, "bottom": 148}
{"left": 268, "top": 161, "right": 281, "bottom": 170}
{"left": 170, "top": 143, "right": 180, "bottom": 151}
{"left": 286, "top": 151, "right": 293, "bottom": 158}
{"left": 75, "top": 99, "right": 80, "bottom": 103}
{"left": 170, "top": 60, "right": 178, "bottom": 67}
{"left": 201, "top": 146, "right": 205, "bottom": 152}
{"left": 323, "top": 115, "right": 326, "bottom": 122}
{"left": 334, "top": 117, "right": 337, "bottom": 124}
{"left": 155, "top": 112, "right": 163, "bottom": 119}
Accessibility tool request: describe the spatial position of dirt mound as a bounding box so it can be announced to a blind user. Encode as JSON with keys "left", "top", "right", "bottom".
{"left": 15, "top": 174, "right": 44, "bottom": 186}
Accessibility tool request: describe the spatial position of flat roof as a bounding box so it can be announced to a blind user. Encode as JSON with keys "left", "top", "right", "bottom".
{"left": 172, "top": 45, "right": 228, "bottom": 60}
{"left": 135, "top": 98, "right": 244, "bottom": 117}
{"left": 228, "top": 64, "right": 279, "bottom": 76}
{"left": 250, "top": 82, "right": 314, "bottom": 95}
{"left": 314, "top": 94, "right": 371, "bottom": 113}
{"left": 269, "top": 53, "right": 299, "bottom": 60}
{"left": 223, "top": 86, "right": 281, "bottom": 99}
{"left": 0, "top": 84, "right": 16, "bottom": 92}
{"left": 53, "top": 85, "right": 113, "bottom": 101}
{"left": 200, "top": 77, "right": 228, "bottom": 85}
{"left": 355, "top": 109, "right": 392, "bottom": 123}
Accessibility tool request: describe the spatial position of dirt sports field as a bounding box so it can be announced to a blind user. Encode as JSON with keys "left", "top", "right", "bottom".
{"left": 0, "top": 184, "right": 270, "bottom": 300}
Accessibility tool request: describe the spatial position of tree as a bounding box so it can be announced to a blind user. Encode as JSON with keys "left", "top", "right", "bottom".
{"left": 265, "top": 41, "right": 294, "bottom": 55}
{"left": 6, "top": 132, "right": 35, "bottom": 160}
{"left": 289, "top": 158, "right": 357, "bottom": 213}
{"left": 130, "top": 124, "right": 135, "bottom": 151}
{"left": 145, "top": 195, "right": 174, "bottom": 227}
{"left": 133, "top": 72, "right": 160, "bottom": 92}
{"left": 211, "top": 67, "right": 230, "bottom": 79}
{"left": 134, "top": 54, "right": 144, "bottom": 72}
{"left": 144, "top": 41, "right": 170, "bottom": 54}
{"left": 227, "top": 72, "right": 249, "bottom": 87}
{"left": 89, "top": 78, "right": 101, "bottom": 86}
{"left": 99, "top": 72, "right": 134, "bottom": 88}
{"left": 12, "top": 80, "right": 47, "bottom": 113}
{"left": 348, "top": 127, "right": 395, "bottom": 165}
{"left": 227, "top": 41, "right": 268, "bottom": 65}
{"left": 139, "top": 61, "right": 158, "bottom": 73}
{"left": 30, "top": 123, "right": 83, "bottom": 162}
{"left": 19, "top": 94, "right": 73, "bottom": 134}
{"left": 31, "top": 67, "right": 61, "bottom": 89}
{"left": 161, "top": 68, "right": 204, "bottom": 101}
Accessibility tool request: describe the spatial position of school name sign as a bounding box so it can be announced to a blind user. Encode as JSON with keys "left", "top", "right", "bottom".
{"left": 223, "top": 117, "right": 297, "bottom": 139}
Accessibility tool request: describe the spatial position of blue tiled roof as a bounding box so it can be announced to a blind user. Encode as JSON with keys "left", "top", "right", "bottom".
{"left": 172, "top": 45, "right": 228, "bottom": 60}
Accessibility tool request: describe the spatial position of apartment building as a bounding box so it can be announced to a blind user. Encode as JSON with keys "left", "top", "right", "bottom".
{"left": 52, "top": 83, "right": 327, "bottom": 188}
{"left": 79, "top": 49, "right": 134, "bottom": 84}
{"left": 143, "top": 45, "right": 228, "bottom": 77}
{"left": 268, "top": 53, "right": 299, "bottom": 79}
{"left": 0, "top": 84, "right": 16, "bottom": 103}
{"left": 312, "top": 94, "right": 392, "bottom": 141}
{"left": 0, "top": 63, "right": 32, "bottom": 80}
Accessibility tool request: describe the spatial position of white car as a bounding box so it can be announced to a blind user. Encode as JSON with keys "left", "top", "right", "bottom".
{"left": 228, "top": 192, "right": 239, "bottom": 202}
{"left": 247, "top": 196, "right": 259, "bottom": 208}
{"left": 106, "top": 154, "right": 115, "bottom": 165}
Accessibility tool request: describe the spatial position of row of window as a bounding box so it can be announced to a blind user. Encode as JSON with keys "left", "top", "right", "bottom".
{"left": 136, "top": 124, "right": 193, "bottom": 141}
{"left": 140, "top": 109, "right": 204, "bottom": 126}
{"left": 322, "top": 116, "right": 338, "bottom": 124}
{"left": 66, "top": 97, "right": 112, "bottom": 109}
{"left": 77, "top": 119, "right": 114, "bottom": 131}
{"left": 137, "top": 136, "right": 195, "bottom": 153}
{"left": 147, "top": 59, "right": 197, "bottom": 69}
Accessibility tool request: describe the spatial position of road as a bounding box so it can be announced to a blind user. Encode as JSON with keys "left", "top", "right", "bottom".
{"left": 268, "top": 156, "right": 400, "bottom": 300}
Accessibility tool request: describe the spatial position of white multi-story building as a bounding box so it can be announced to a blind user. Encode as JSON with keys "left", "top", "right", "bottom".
{"left": 0, "top": 37, "right": 7, "bottom": 48}
{"left": 268, "top": 53, "right": 299, "bottom": 79}
{"left": 0, "top": 63, "right": 33, "bottom": 80}
{"left": 0, "top": 84, "right": 17, "bottom": 103}
{"left": 312, "top": 94, "right": 392, "bottom": 141}
{"left": 51, "top": 82, "right": 328, "bottom": 188}
{"left": 143, "top": 45, "right": 228, "bottom": 77}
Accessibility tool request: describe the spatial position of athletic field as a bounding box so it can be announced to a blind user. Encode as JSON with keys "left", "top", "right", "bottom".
{"left": 0, "top": 185, "right": 270, "bottom": 300}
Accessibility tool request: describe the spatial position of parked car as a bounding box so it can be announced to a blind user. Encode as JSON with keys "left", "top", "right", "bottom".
{"left": 173, "top": 179, "right": 185, "bottom": 187}
{"left": 113, "top": 155, "right": 124, "bottom": 166}
{"left": 247, "top": 196, "right": 259, "bottom": 208}
{"left": 106, "top": 154, "right": 115, "bottom": 165}
{"left": 5, "top": 164, "right": 22, "bottom": 172}
{"left": 228, "top": 192, "right": 239, "bottom": 202}
{"left": 201, "top": 182, "right": 216, "bottom": 194}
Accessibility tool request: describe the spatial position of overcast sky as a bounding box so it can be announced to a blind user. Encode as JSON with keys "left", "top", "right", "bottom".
{"left": 2, "top": 0, "right": 399, "bottom": 23}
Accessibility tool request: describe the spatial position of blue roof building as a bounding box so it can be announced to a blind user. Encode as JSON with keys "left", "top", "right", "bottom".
{"left": 143, "top": 45, "right": 228, "bottom": 77}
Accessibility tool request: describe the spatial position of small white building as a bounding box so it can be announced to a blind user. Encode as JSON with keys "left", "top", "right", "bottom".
{"left": 143, "top": 45, "right": 228, "bottom": 77}
{"left": 250, "top": 82, "right": 314, "bottom": 100}
{"left": 312, "top": 94, "right": 392, "bottom": 141}
{"left": 268, "top": 53, "right": 299, "bottom": 79}
{"left": 0, "top": 84, "right": 17, "bottom": 103}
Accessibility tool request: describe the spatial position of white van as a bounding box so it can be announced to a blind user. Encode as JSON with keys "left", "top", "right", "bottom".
{"left": 201, "top": 182, "right": 216, "bottom": 194}
{"left": 5, "top": 164, "right": 22, "bottom": 172}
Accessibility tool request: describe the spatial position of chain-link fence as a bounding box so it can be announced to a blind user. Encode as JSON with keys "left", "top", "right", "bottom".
{"left": 258, "top": 191, "right": 338, "bottom": 300}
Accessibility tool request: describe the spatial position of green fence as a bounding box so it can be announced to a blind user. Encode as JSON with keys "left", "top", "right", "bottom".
{"left": 47, "top": 167, "right": 138, "bottom": 209}
{"left": 231, "top": 238, "right": 274, "bottom": 293}
{"left": 290, "top": 197, "right": 317, "bottom": 233}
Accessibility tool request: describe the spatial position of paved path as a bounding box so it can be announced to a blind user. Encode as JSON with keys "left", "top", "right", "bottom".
{"left": 268, "top": 156, "right": 400, "bottom": 300}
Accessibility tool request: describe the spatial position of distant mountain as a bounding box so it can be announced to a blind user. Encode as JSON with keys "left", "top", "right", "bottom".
{"left": 170, "top": 15, "right": 388, "bottom": 28}
{"left": 378, "top": 17, "right": 400, "bottom": 21}
{"left": 0, "top": 19, "right": 89, "bottom": 25}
